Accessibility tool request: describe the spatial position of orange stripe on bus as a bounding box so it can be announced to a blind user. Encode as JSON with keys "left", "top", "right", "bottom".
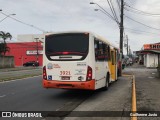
{"left": 43, "top": 79, "right": 95, "bottom": 90}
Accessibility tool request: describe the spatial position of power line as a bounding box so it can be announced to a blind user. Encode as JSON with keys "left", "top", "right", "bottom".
{"left": 125, "top": 27, "right": 160, "bottom": 35}
{"left": 127, "top": 0, "right": 134, "bottom": 5}
{"left": 125, "top": 4, "right": 160, "bottom": 16}
{"left": 94, "top": 8, "right": 116, "bottom": 22}
{"left": 95, "top": 9, "right": 118, "bottom": 24}
{"left": 116, "top": 0, "right": 121, "bottom": 12}
{"left": 110, "top": 0, "right": 120, "bottom": 22}
{"left": 106, "top": 0, "right": 119, "bottom": 24}
{"left": 124, "top": 7, "right": 160, "bottom": 17}
{"left": 126, "top": 30, "right": 160, "bottom": 37}
{"left": 90, "top": 2, "right": 120, "bottom": 26}
{"left": 125, "top": 15, "right": 160, "bottom": 31}
{"left": 0, "top": 12, "right": 46, "bottom": 32}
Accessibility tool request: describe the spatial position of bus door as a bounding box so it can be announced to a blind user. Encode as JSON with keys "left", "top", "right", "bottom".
{"left": 94, "top": 40, "right": 107, "bottom": 89}
{"left": 110, "top": 49, "right": 116, "bottom": 81}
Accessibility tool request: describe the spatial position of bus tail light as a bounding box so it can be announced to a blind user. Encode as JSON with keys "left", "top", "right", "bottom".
{"left": 86, "top": 66, "right": 92, "bottom": 81}
{"left": 43, "top": 66, "right": 47, "bottom": 80}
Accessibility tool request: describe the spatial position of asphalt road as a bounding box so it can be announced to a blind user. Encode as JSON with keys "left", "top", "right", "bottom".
{"left": 0, "top": 76, "right": 95, "bottom": 120}
{"left": 0, "top": 76, "right": 94, "bottom": 111}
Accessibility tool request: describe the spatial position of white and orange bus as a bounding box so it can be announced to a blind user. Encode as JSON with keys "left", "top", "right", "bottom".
{"left": 43, "top": 31, "right": 118, "bottom": 90}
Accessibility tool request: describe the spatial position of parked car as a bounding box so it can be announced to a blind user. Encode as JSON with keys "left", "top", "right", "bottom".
{"left": 23, "top": 61, "right": 39, "bottom": 67}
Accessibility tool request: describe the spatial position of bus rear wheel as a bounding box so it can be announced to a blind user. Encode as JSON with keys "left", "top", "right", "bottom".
{"left": 102, "top": 74, "right": 109, "bottom": 90}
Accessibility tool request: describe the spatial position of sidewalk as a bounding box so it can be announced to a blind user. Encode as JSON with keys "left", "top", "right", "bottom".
{"left": 123, "top": 64, "right": 160, "bottom": 120}
{"left": 123, "top": 63, "right": 157, "bottom": 75}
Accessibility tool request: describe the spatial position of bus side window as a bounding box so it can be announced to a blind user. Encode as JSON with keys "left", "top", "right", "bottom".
{"left": 99, "top": 41, "right": 103, "bottom": 55}
{"left": 102, "top": 43, "right": 108, "bottom": 61}
{"left": 94, "top": 39, "right": 99, "bottom": 61}
{"left": 98, "top": 41, "right": 106, "bottom": 61}
{"left": 107, "top": 46, "right": 111, "bottom": 60}
{"left": 94, "top": 40, "right": 110, "bottom": 61}
{"left": 105, "top": 45, "right": 110, "bottom": 61}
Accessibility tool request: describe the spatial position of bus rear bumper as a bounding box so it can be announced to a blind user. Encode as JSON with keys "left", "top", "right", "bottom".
{"left": 43, "top": 79, "right": 95, "bottom": 90}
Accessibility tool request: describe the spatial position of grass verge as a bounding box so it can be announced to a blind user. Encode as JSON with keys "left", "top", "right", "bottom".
{"left": 0, "top": 73, "right": 42, "bottom": 82}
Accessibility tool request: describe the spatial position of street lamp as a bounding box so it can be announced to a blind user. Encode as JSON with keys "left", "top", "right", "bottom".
{"left": 90, "top": 2, "right": 108, "bottom": 13}
{"left": 90, "top": 2, "right": 119, "bottom": 25}
{"left": 94, "top": 8, "right": 116, "bottom": 22}
{"left": 0, "top": 13, "right": 16, "bottom": 23}
{"left": 90, "top": 2, "right": 95, "bottom": 4}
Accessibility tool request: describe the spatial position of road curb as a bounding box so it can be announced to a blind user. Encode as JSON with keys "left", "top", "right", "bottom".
{"left": 131, "top": 75, "right": 137, "bottom": 120}
{"left": 123, "top": 74, "right": 137, "bottom": 120}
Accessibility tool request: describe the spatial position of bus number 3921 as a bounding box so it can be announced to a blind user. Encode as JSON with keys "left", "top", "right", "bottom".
{"left": 60, "top": 71, "right": 71, "bottom": 76}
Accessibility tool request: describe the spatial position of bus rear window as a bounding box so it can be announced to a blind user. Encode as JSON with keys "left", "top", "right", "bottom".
{"left": 45, "top": 33, "right": 89, "bottom": 61}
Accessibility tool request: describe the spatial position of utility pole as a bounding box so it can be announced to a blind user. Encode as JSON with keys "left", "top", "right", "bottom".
{"left": 34, "top": 38, "right": 39, "bottom": 63}
{"left": 128, "top": 46, "right": 131, "bottom": 57}
{"left": 119, "top": 0, "right": 124, "bottom": 76}
{"left": 120, "top": 0, "right": 124, "bottom": 56}
{"left": 129, "top": 45, "right": 131, "bottom": 57}
{"left": 126, "top": 35, "right": 128, "bottom": 56}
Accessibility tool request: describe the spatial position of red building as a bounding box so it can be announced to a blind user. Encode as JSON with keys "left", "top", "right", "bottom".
{"left": 6, "top": 42, "right": 43, "bottom": 66}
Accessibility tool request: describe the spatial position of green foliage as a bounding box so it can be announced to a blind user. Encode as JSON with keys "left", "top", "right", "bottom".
{"left": 0, "top": 31, "right": 12, "bottom": 56}
{"left": 0, "top": 31, "right": 12, "bottom": 43}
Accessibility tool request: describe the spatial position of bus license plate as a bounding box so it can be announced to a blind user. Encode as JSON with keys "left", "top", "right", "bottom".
{"left": 61, "top": 76, "right": 70, "bottom": 80}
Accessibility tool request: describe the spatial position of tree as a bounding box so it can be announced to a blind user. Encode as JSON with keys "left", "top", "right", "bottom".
{"left": 0, "top": 43, "right": 10, "bottom": 56}
{"left": 0, "top": 31, "right": 12, "bottom": 56}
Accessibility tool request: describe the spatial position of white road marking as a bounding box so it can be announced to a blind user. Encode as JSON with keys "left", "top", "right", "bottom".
{"left": 148, "top": 76, "right": 155, "bottom": 79}
{"left": 0, "top": 95, "right": 6, "bottom": 98}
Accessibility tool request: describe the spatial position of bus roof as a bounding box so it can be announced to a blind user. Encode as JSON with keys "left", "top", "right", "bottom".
{"left": 45, "top": 31, "right": 119, "bottom": 49}
{"left": 45, "top": 31, "right": 91, "bottom": 36}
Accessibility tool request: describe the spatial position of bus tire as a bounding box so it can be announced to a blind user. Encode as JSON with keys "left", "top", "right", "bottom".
{"left": 102, "top": 74, "right": 109, "bottom": 91}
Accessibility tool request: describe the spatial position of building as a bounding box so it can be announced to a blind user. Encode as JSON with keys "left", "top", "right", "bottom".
{"left": 140, "top": 43, "right": 160, "bottom": 68}
{"left": 6, "top": 42, "right": 43, "bottom": 66}
{"left": 17, "top": 34, "right": 45, "bottom": 42}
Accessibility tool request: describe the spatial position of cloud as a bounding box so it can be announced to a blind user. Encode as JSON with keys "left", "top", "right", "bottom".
{"left": 0, "top": 0, "right": 160, "bottom": 53}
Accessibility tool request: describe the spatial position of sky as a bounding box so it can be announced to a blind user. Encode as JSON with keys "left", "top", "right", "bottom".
{"left": 0, "top": 0, "right": 160, "bottom": 54}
